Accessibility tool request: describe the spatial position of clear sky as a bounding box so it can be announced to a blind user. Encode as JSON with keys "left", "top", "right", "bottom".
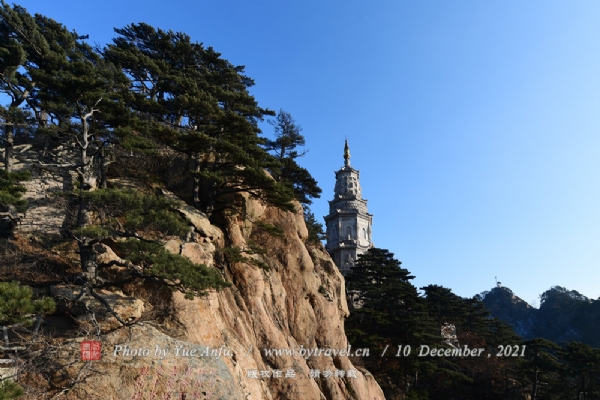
{"left": 12, "top": 0, "right": 600, "bottom": 306}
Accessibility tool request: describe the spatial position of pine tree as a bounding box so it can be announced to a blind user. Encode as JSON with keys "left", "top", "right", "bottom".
{"left": 559, "top": 342, "right": 600, "bottom": 400}
{"left": 5, "top": 12, "right": 136, "bottom": 283}
{"left": 29, "top": 25, "right": 129, "bottom": 200}
{"left": 0, "top": 169, "right": 29, "bottom": 213}
{"left": 103, "top": 24, "right": 295, "bottom": 215}
{"left": 0, "top": 380, "right": 24, "bottom": 400}
{"left": 417, "top": 285, "right": 527, "bottom": 400}
{"left": 0, "top": 1, "right": 40, "bottom": 172}
{"left": 0, "top": 282, "right": 53, "bottom": 399}
{"left": 266, "top": 109, "right": 306, "bottom": 160}
{"left": 303, "top": 208, "right": 325, "bottom": 243}
{"left": 1, "top": 1, "right": 131, "bottom": 220}
{"left": 0, "top": 281, "right": 55, "bottom": 351}
{"left": 520, "top": 338, "right": 562, "bottom": 400}
{"left": 0, "top": 281, "right": 55, "bottom": 328}
{"left": 345, "top": 248, "right": 436, "bottom": 397}
{"left": 70, "top": 188, "right": 230, "bottom": 298}
{"left": 0, "top": 168, "right": 30, "bottom": 237}
{"left": 265, "top": 109, "right": 321, "bottom": 205}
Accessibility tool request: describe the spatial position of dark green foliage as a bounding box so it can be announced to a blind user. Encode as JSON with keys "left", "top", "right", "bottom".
{"left": 0, "top": 0, "right": 134, "bottom": 236}
{"left": 534, "top": 286, "right": 592, "bottom": 345}
{"left": 0, "top": 169, "right": 29, "bottom": 213}
{"left": 72, "top": 225, "right": 110, "bottom": 240}
{"left": 220, "top": 246, "right": 247, "bottom": 264}
{"left": 558, "top": 342, "right": 600, "bottom": 399}
{"left": 518, "top": 338, "right": 562, "bottom": 399}
{"left": 304, "top": 208, "right": 325, "bottom": 244}
{"left": 75, "top": 188, "right": 189, "bottom": 238}
{"left": 418, "top": 286, "right": 524, "bottom": 400}
{"left": 246, "top": 241, "right": 267, "bottom": 256}
{"left": 350, "top": 265, "right": 600, "bottom": 400}
{"left": 422, "top": 284, "right": 474, "bottom": 326}
{"left": 346, "top": 248, "right": 416, "bottom": 316}
{"left": 254, "top": 221, "right": 283, "bottom": 238}
{"left": 345, "top": 248, "right": 436, "bottom": 394}
{"left": 114, "top": 240, "right": 230, "bottom": 299}
{"left": 266, "top": 110, "right": 307, "bottom": 160}
{"left": 0, "top": 380, "right": 24, "bottom": 400}
{"left": 67, "top": 188, "right": 230, "bottom": 298}
{"left": 103, "top": 23, "right": 296, "bottom": 215}
{"left": 0, "top": 1, "right": 40, "bottom": 172}
{"left": 346, "top": 254, "right": 535, "bottom": 399}
{"left": 424, "top": 284, "right": 522, "bottom": 346}
{"left": 277, "top": 158, "right": 321, "bottom": 205}
{"left": 221, "top": 246, "right": 269, "bottom": 270}
{"left": 0, "top": 281, "right": 55, "bottom": 326}
{"left": 265, "top": 110, "right": 321, "bottom": 205}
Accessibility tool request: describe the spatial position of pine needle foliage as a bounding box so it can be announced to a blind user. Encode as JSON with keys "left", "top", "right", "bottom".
{"left": 103, "top": 23, "right": 297, "bottom": 215}
{"left": 68, "top": 188, "right": 230, "bottom": 298}
{"left": 304, "top": 208, "right": 325, "bottom": 244}
{"left": 71, "top": 225, "right": 110, "bottom": 240}
{"left": 0, "top": 380, "right": 24, "bottom": 400}
{"left": 114, "top": 240, "right": 229, "bottom": 299}
{"left": 254, "top": 221, "right": 283, "bottom": 238}
{"left": 0, "top": 281, "right": 55, "bottom": 326}
{"left": 264, "top": 110, "right": 321, "bottom": 206}
{"left": 345, "top": 248, "right": 436, "bottom": 393}
{"left": 74, "top": 188, "right": 189, "bottom": 238}
{"left": 0, "top": 169, "right": 30, "bottom": 213}
{"left": 221, "top": 246, "right": 269, "bottom": 270}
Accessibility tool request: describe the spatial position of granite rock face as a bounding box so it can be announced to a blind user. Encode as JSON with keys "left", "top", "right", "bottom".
{"left": 14, "top": 173, "right": 384, "bottom": 398}
{"left": 55, "top": 324, "right": 244, "bottom": 400}
{"left": 50, "top": 284, "right": 145, "bottom": 332}
{"left": 165, "top": 194, "right": 384, "bottom": 400}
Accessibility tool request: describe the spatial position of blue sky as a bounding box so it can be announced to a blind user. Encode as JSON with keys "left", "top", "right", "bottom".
{"left": 13, "top": 0, "right": 600, "bottom": 305}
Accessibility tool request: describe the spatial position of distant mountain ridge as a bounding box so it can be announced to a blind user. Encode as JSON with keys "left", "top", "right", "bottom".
{"left": 479, "top": 285, "right": 600, "bottom": 348}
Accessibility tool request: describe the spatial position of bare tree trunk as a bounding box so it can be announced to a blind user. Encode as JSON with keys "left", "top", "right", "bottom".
{"left": 76, "top": 109, "right": 97, "bottom": 226}
{"left": 76, "top": 193, "right": 91, "bottom": 227}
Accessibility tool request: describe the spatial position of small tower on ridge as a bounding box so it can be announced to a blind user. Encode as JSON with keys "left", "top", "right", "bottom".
{"left": 324, "top": 140, "right": 373, "bottom": 275}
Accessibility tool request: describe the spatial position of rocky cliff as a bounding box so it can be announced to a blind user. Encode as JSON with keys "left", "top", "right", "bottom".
{"left": 5, "top": 156, "right": 384, "bottom": 400}
{"left": 481, "top": 285, "right": 600, "bottom": 348}
{"left": 480, "top": 286, "right": 536, "bottom": 339}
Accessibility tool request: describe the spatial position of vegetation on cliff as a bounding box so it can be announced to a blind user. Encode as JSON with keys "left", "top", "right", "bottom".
{"left": 0, "top": 2, "right": 323, "bottom": 397}
{"left": 0, "top": 0, "right": 320, "bottom": 293}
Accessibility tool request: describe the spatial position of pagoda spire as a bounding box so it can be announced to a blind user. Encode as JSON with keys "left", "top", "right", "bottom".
{"left": 344, "top": 139, "right": 351, "bottom": 166}
{"left": 325, "top": 139, "right": 373, "bottom": 275}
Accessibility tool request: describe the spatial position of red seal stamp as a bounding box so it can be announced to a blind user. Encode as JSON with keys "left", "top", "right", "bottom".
{"left": 81, "top": 340, "right": 102, "bottom": 360}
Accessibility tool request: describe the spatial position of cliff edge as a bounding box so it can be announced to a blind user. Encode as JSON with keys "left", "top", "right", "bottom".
{"left": 4, "top": 154, "right": 384, "bottom": 400}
